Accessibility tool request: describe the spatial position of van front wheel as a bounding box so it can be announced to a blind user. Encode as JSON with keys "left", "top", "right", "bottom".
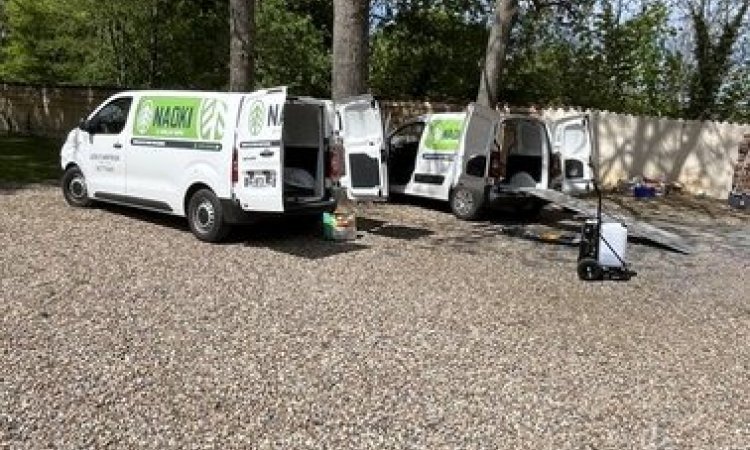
{"left": 62, "top": 167, "right": 92, "bottom": 207}
{"left": 187, "top": 189, "right": 231, "bottom": 242}
{"left": 450, "top": 186, "right": 483, "bottom": 221}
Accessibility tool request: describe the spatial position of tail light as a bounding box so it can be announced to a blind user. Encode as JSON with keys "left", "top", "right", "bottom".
{"left": 489, "top": 150, "right": 503, "bottom": 179}
{"left": 327, "top": 136, "right": 345, "bottom": 182}
{"left": 231, "top": 147, "right": 239, "bottom": 184}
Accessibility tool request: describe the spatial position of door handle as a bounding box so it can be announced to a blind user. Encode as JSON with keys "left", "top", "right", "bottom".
{"left": 259, "top": 150, "right": 274, "bottom": 157}
{"left": 113, "top": 143, "right": 123, "bottom": 149}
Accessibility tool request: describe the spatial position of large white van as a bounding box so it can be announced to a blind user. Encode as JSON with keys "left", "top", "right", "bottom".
{"left": 386, "top": 103, "right": 594, "bottom": 219}
{"left": 60, "top": 87, "right": 387, "bottom": 241}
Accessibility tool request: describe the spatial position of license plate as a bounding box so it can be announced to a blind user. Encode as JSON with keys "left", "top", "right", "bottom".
{"left": 244, "top": 175, "right": 266, "bottom": 188}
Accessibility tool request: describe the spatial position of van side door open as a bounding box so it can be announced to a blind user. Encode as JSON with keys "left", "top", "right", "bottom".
{"left": 553, "top": 115, "right": 594, "bottom": 194}
{"left": 235, "top": 88, "right": 288, "bottom": 212}
{"left": 454, "top": 103, "right": 499, "bottom": 194}
{"left": 336, "top": 96, "right": 387, "bottom": 200}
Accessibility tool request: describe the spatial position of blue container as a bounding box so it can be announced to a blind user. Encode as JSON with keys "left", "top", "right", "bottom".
{"left": 633, "top": 185, "right": 656, "bottom": 199}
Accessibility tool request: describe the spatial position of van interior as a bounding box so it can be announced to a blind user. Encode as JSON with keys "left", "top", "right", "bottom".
{"left": 496, "top": 118, "right": 547, "bottom": 188}
{"left": 387, "top": 122, "right": 426, "bottom": 186}
{"left": 282, "top": 101, "right": 326, "bottom": 203}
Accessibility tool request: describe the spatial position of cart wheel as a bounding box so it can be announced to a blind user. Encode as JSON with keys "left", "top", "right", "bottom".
{"left": 577, "top": 258, "right": 603, "bottom": 281}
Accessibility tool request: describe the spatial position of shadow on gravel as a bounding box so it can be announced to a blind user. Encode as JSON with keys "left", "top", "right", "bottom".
{"left": 386, "top": 193, "right": 452, "bottom": 214}
{"left": 245, "top": 240, "right": 369, "bottom": 259}
{"left": 98, "top": 203, "right": 191, "bottom": 233}
{"left": 231, "top": 218, "right": 368, "bottom": 259}
{"left": 357, "top": 217, "right": 434, "bottom": 241}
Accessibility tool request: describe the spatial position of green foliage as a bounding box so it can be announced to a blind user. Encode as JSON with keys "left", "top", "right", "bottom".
{"left": 370, "top": 6, "right": 487, "bottom": 100}
{"left": 503, "top": 1, "right": 687, "bottom": 117}
{"left": 685, "top": 0, "right": 750, "bottom": 120}
{"left": 0, "top": 0, "right": 747, "bottom": 121}
{"left": 0, "top": 0, "right": 329, "bottom": 94}
{"left": 256, "top": 0, "right": 330, "bottom": 97}
{"left": 0, "top": 0, "right": 95, "bottom": 83}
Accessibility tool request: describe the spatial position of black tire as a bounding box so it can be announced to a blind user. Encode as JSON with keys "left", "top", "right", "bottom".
{"left": 508, "top": 171, "right": 537, "bottom": 188}
{"left": 187, "top": 189, "right": 231, "bottom": 243}
{"left": 450, "top": 186, "right": 484, "bottom": 221}
{"left": 577, "top": 258, "right": 603, "bottom": 281}
{"left": 61, "top": 166, "right": 93, "bottom": 207}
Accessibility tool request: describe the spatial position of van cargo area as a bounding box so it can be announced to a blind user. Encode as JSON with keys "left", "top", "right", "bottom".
{"left": 497, "top": 119, "right": 546, "bottom": 188}
{"left": 282, "top": 102, "right": 326, "bottom": 204}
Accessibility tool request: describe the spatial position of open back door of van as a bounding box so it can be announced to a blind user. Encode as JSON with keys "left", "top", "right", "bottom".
{"left": 453, "top": 103, "right": 499, "bottom": 191}
{"left": 553, "top": 115, "right": 594, "bottom": 194}
{"left": 235, "top": 87, "right": 288, "bottom": 212}
{"left": 336, "top": 96, "right": 387, "bottom": 200}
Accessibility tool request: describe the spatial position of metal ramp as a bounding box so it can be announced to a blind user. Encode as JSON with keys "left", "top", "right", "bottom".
{"left": 521, "top": 188, "right": 693, "bottom": 254}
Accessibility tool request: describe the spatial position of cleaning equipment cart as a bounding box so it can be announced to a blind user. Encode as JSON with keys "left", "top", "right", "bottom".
{"left": 577, "top": 181, "right": 637, "bottom": 281}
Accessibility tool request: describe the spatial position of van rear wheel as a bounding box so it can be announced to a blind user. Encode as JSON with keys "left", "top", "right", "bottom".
{"left": 187, "top": 189, "right": 231, "bottom": 242}
{"left": 61, "top": 167, "right": 92, "bottom": 207}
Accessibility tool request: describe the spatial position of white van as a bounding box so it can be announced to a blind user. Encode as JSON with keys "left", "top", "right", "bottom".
{"left": 60, "top": 87, "right": 386, "bottom": 241}
{"left": 386, "top": 103, "right": 594, "bottom": 219}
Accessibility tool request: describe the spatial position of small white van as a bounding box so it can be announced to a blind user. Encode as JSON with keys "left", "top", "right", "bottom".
{"left": 386, "top": 103, "right": 594, "bottom": 219}
{"left": 60, "top": 87, "right": 387, "bottom": 241}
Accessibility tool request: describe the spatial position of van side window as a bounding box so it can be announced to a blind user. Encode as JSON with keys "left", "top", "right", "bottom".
{"left": 389, "top": 123, "right": 424, "bottom": 149}
{"left": 466, "top": 155, "right": 487, "bottom": 177}
{"left": 90, "top": 97, "right": 133, "bottom": 135}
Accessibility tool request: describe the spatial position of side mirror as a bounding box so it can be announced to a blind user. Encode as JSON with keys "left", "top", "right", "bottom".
{"left": 79, "top": 118, "right": 97, "bottom": 134}
{"left": 79, "top": 118, "right": 91, "bottom": 133}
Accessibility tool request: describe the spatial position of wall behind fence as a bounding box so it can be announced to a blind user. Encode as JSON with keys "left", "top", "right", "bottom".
{"left": 2, "top": 83, "right": 748, "bottom": 198}
{"left": 0, "top": 83, "right": 117, "bottom": 137}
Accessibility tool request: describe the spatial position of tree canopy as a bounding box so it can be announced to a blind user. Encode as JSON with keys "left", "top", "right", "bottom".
{"left": 0, "top": 0, "right": 747, "bottom": 121}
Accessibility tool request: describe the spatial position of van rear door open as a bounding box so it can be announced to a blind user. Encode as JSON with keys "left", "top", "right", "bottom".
{"left": 553, "top": 115, "right": 594, "bottom": 194}
{"left": 235, "top": 88, "right": 288, "bottom": 212}
{"left": 336, "top": 96, "right": 387, "bottom": 200}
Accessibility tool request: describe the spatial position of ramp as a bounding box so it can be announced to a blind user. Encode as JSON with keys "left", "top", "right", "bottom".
{"left": 521, "top": 188, "right": 693, "bottom": 254}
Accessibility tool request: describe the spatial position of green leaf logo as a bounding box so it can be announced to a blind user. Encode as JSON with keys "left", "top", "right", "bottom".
{"left": 135, "top": 99, "right": 155, "bottom": 135}
{"left": 248, "top": 101, "right": 265, "bottom": 137}
{"left": 199, "top": 98, "right": 228, "bottom": 140}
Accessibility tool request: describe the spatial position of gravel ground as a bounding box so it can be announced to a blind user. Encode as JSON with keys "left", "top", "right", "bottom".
{"left": 1, "top": 185, "right": 749, "bottom": 450}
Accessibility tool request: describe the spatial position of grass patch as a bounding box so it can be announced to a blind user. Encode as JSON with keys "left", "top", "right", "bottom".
{"left": 0, "top": 136, "right": 62, "bottom": 184}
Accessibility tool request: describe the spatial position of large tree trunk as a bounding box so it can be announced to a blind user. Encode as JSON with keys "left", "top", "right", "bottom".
{"left": 229, "top": 0, "right": 255, "bottom": 92}
{"left": 477, "top": 0, "right": 519, "bottom": 107}
{"left": 332, "top": 0, "right": 370, "bottom": 101}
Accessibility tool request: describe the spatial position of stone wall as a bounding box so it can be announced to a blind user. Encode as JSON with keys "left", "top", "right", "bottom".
{"left": 0, "top": 82, "right": 118, "bottom": 136}
{"left": 379, "top": 100, "right": 462, "bottom": 129}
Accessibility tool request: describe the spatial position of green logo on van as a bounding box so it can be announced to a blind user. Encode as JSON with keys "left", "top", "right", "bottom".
{"left": 133, "top": 96, "right": 226, "bottom": 141}
{"left": 199, "top": 98, "right": 227, "bottom": 140}
{"left": 248, "top": 101, "right": 264, "bottom": 136}
{"left": 424, "top": 119, "right": 463, "bottom": 152}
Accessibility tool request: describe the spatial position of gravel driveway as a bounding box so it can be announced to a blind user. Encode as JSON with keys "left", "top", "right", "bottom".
{"left": 2, "top": 185, "right": 749, "bottom": 449}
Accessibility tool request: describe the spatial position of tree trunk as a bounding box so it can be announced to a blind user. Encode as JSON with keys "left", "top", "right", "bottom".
{"left": 477, "top": 0, "right": 519, "bottom": 107}
{"left": 229, "top": 0, "right": 255, "bottom": 92}
{"left": 148, "top": 0, "right": 160, "bottom": 87}
{"left": 332, "top": 0, "right": 370, "bottom": 101}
